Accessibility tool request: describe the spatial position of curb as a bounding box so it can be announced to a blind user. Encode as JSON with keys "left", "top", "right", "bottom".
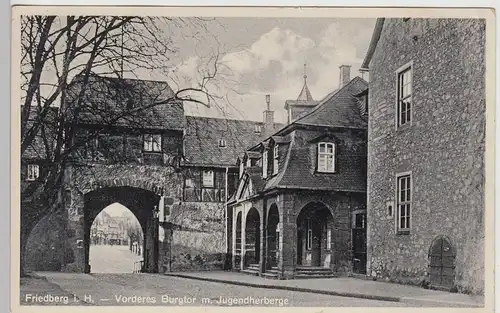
{"left": 164, "top": 273, "right": 401, "bottom": 303}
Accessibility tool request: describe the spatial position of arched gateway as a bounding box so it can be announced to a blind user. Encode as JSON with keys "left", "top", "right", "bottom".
{"left": 24, "top": 162, "right": 182, "bottom": 274}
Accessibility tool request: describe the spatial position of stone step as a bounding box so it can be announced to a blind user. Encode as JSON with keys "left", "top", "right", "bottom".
{"left": 247, "top": 263, "right": 260, "bottom": 270}
{"left": 296, "top": 270, "right": 333, "bottom": 275}
{"left": 241, "top": 269, "right": 259, "bottom": 276}
{"left": 296, "top": 266, "right": 332, "bottom": 271}
{"left": 295, "top": 273, "right": 338, "bottom": 279}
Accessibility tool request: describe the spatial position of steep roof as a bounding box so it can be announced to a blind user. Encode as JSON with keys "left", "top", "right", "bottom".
{"left": 233, "top": 76, "right": 369, "bottom": 198}
{"left": 66, "top": 73, "right": 185, "bottom": 131}
{"left": 297, "top": 80, "right": 314, "bottom": 101}
{"left": 183, "top": 116, "right": 283, "bottom": 168}
{"left": 292, "top": 77, "right": 368, "bottom": 129}
{"left": 360, "top": 18, "right": 386, "bottom": 71}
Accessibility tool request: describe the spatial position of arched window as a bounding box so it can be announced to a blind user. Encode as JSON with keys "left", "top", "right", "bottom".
{"left": 317, "top": 142, "right": 335, "bottom": 172}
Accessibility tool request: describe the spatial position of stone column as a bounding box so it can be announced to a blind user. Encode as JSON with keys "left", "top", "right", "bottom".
{"left": 278, "top": 194, "right": 296, "bottom": 279}
{"left": 259, "top": 207, "right": 266, "bottom": 274}
{"left": 231, "top": 207, "right": 237, "bottom": 270}
{"left": 240, "top": 209, "right": 246, "bottom": 271}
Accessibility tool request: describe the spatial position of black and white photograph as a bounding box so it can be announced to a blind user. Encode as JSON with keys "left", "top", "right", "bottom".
{"left": 12, "top": 6, "right": 494, "bottom": 311}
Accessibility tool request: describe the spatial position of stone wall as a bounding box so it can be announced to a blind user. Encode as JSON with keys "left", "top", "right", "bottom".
{"left": 165, "top": 202, "right": 226, "bottom": 271}
{"left": 367, "top": 18, "right": 485, "bottom": 294}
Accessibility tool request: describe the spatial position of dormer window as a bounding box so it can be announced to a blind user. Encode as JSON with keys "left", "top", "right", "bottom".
{"left": 254, "top": 124, "right": 262, "bottom": 133}
{"left": 262, "top": 149, "right": 268, "bottom": 179}
{"left": 317, "top": 142, "right": 335, "bottom": 173}
{"left": 272, "top": 145, "right": 279, "bottom": 175}
{"left": 218, "top": 139, "right": 226, "bottom": 147}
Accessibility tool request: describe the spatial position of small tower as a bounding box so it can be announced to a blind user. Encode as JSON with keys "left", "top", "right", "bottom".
{"left": 284, "top": 63, "right": 319, "bottom": 124}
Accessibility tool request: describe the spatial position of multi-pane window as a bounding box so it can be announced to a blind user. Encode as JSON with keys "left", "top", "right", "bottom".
{"left": 202, "top": 170, "right": 214, "bottom": 187}
{"left": 262, "top": 149, "right": 268, "bottom": 179}
{"left": 306, "top": 219, "right": 312, "bottom": 250}
{"left": 26, "top": 164, "right": 40, "bottom": 181}
{"left": 397, "top": 66, "right": 412, "bottom": 127}
{"left": 272, "top": 145, "right": 279, "bottom": 175}
{"left": 397, "top": 174, "right": 411, "bottom": 231}
{"left": 317, "top": 142, "right": 335, "bottom": 172}
{"left": 144, "top": 134, "right": 162, "bottom": 152}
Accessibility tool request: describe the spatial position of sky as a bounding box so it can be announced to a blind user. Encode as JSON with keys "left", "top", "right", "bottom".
{"left": 138, "top": 17, "right": 376, "bottom": 123}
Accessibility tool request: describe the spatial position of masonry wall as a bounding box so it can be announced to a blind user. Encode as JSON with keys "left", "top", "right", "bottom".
{"left": 367, "top": 18, "right": 485, "bottom": 293}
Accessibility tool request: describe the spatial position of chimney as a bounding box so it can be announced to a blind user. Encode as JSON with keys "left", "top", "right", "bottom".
{"left": 339, "top": 65, "right": 351, "bottom": 88}
{"left": 263, "top": 94, "right": 274, "bottom": 137}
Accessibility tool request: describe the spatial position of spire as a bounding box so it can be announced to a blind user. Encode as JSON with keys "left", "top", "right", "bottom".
{"left": 297, "top": 63, "right": 314, "bottom": 101}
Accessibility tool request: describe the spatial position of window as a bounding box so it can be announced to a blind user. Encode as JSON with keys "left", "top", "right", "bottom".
{"left": 26, "top": 164, "right": 40, "bottom": 181}
{"left": 254, "top": 124, "right": 262, "bottom": 133}
{"left": 306, "top": 219, "right": 312, "bottom": 250}
{"left": 262, "top": 149, "right": 268, "bottom": 179}
{"left": 218, "top": 139, "right": 226, "bottom": 147}
{"left": 355, "top": 213, "right": 366, "bottom": 228}
{"left": 272, "top": 145, "right": 279, "bottom": 175}
{"left": 387, "top": 202, "right": 394, "bottom": 217}
{"left": 202, "top": 170, "right": 214, "bottom": 187}
{"left": 397, "top": 65, "right": 412, "bottom": 127}
{"left": 397, "top": 174, "right": 411, "bottom": 232}
{"left": 144, "top": 134, "right": 162, "bottom": 152}
{"left": 317, "top": 142, "right": 335, "bottom": 172}
{"left": 185, "top": 178, "right": 193, "bottom": 188}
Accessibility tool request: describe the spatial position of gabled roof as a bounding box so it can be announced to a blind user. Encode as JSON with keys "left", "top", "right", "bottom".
{"left": 232, "top": 76, "right": 369, "bottom": 198}
{"left": 66, "top": 73, "right": 185, "bottom": 131}
{"left": 183, "top": 116, "right": 283, "bottom": 168}
{"left": 360, "top": 18, "right": 386, "bottom": 72}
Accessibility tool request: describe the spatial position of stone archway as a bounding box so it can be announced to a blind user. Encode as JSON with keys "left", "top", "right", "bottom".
{"left": 83, "top": 186, "right": 161, "bottom": 273}
{"left": 296, "top": 202, "right": 334, "bottom": 267}
{"left": 266, "top": 204, "right": 280, "bottom": 269}
{"left": 244, "top": 208, "right": 260, "bottom": 268}
{"left": 429, "top": 236, "right": 456, "bottom": 289}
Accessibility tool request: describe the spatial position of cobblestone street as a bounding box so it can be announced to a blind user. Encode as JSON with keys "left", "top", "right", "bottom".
{"left": 89, "top": 245, "right": 142, "bottom": 273}
{"left": 21, "top": 272, "right": 409, "bottom": 307}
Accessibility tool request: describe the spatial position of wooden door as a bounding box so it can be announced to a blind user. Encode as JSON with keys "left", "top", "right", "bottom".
{"left": 429, "top": 237, "right": 455, "bottom": 288}
{"left": 352, "top": 228, "right": 367, "bottom": 274}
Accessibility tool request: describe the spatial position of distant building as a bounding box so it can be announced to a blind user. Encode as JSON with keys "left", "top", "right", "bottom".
{"left": 227, "top": 66, "right": 369, "bottom": 279}
{"left": 360, "top": 18, "right": 485, "bottom": 293}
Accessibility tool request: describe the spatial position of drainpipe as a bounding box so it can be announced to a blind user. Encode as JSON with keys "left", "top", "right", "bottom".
{"left": 224, "top": 167, "right": 229, "bottom": 263}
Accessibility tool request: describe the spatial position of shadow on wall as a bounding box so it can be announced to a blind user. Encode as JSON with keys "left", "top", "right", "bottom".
{"left": 24, "top": 211, "right": 71, "bottom": 272}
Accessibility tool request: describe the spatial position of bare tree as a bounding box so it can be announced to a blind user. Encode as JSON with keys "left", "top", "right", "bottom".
{"left": 19, "top": 15, "right": 234, "bottom": 276}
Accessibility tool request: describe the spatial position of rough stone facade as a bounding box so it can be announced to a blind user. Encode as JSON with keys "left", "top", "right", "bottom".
{"left": 366, "top": 18, "right": 485, "bottom": 294}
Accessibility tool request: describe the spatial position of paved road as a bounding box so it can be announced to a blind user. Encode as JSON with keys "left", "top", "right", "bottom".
{"left": 89, "top": 244, "right": 142, "bottom": 273}
{"left": 22, "top": 273, "right": 410, "bottom": 307}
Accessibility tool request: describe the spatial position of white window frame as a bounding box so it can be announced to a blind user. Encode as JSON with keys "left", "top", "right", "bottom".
{"left": 26, "top": 164, "right": 40, "bottom": 181}
{"left": 202, "top": 170, "right": 214, "bottom": 188}
{"left": 272, "top": 145, "right": 279, "bottom": 175}
{"left": 306, "top": 219, "right": 313, "bottom": 250}
{"left": 262, "top": 149, "right": 268, "bottom": 179}
{"left": 317, "top": 142, "right": 335, "bottom": 173}
{"left": 144, "top": 134, "right": 162, "bottom": 152}
{"left": 396, "top": 61, "right": 413, "bottom": 128}
{"left": 396, "top": 172, "right": 412, "bottom": 233}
